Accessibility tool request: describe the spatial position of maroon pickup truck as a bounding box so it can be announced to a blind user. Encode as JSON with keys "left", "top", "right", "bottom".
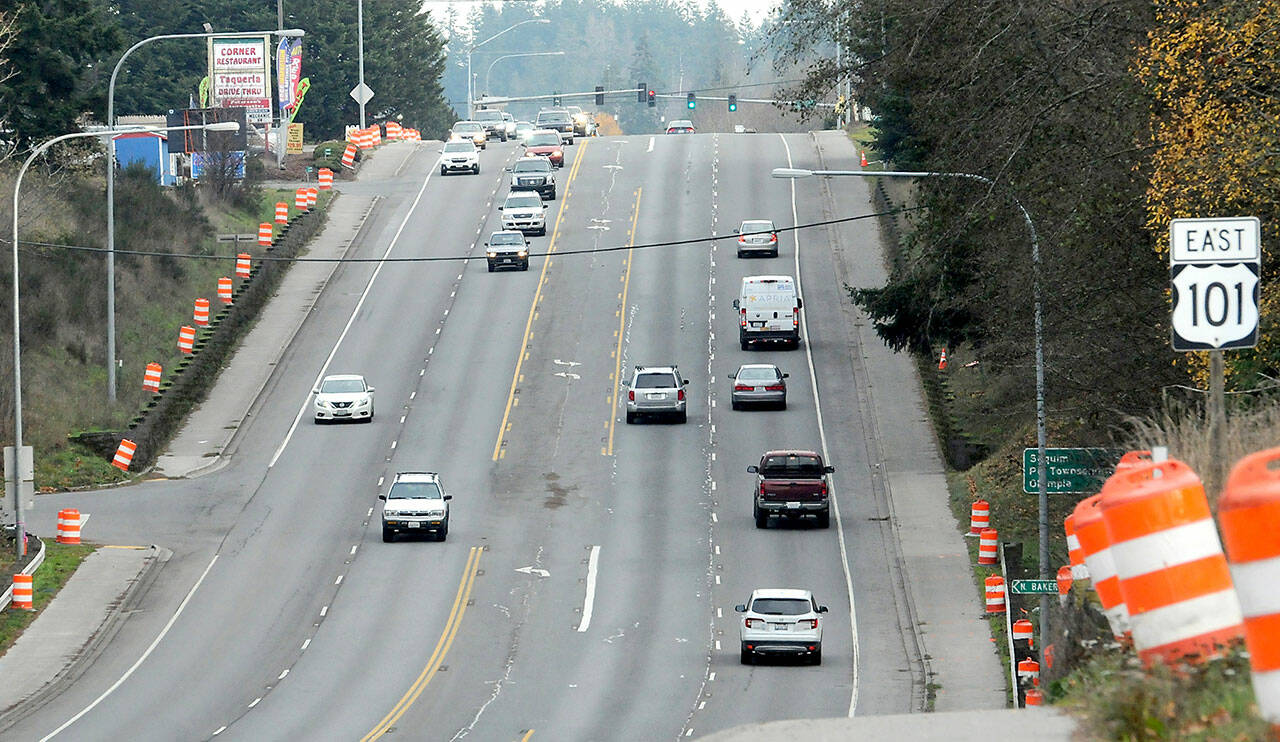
{"left": 748, "top": 450, "right": 834, "bottom": 529}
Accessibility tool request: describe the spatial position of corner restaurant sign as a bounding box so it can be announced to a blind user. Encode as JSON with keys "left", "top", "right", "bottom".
{"left": 209, "top": 36, "right": 272, "bottom": 123}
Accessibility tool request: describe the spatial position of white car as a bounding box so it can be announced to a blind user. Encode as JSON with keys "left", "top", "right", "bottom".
{"left": 735, "top": 588, "right": 827, "bottom": 665}
{"left": 438, "top": 140, "right": 480, "bottom": 175}
{"left": 514, "top": 121, "right": 535, "bottom": 142}
{"left": 501, "top": 111, "right": 518, "bottom": 139}
{"left": 313, "top": 374, "right": 374, "bottom": 423}
{"left": 498, "top": 192, "right": 548, "bottom": 236}
{"left": 379, "top": 471, "right": 452, "bottom": 542}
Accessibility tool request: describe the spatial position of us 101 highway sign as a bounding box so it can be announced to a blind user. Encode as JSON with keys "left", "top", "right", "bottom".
{"left": 1169, "top": 217, "right": 1261, "bottom": 351}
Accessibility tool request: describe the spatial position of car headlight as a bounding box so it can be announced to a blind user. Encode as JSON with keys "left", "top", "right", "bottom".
{"left": 517, "top": 250, "right": 528, "bottom": 258}
{"left": 427, "top": 510, "right": 445, "bottom": 518}
{"left": 315, "top": 399, "right": 331, "bottom": 408}
{"left": 486, "top": 249, "right": 497, "bottom": 257}
{"left": 356, "top": 397, "right": 370, "bottom": 407}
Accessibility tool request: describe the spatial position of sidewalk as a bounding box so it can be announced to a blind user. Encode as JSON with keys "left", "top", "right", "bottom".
{"left": 154, "top": 142, "right": 418, "bottom": 478}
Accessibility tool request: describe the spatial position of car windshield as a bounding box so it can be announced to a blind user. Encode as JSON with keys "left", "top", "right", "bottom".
{"left": 760, "top": 455, "right": 824, "bottom": 477}
{"left": 389, "top": 482, "right": 442, "bottom": 500}
{"left": 634, "top": 373, "right": 676, "bottom": 389}
{"left": 516, "top": 123, "right": 533, "bottom": 131}
{"left": 527, "top": 133, "right": 560, "bottom": 146}
{"left": 537, "top": 111, "right": 570, "bottom": 123}
{"left": 506, "top": 195, "right": 542, "bottom": 209}
{"left": 751, "top": 598, "right": 812, "bottom": 616}
{"left": 490, "top": 232, "right": 524, "bottom": 246}
{"left": 514, "top": 159, "right": 551, "bottom": 173}
{"left": 453, "top": 123, "right": 481, "bottom": 133}
{"left": 669, "top": 121, "right": 693, "bottom": 128}
{"left": 443, "top": 142, "right": 473, "bottom": 153}
{"left": 742, "top": 221, "right": 774, "bottom": 234}
{"left": 736, "top": 366, "right": 779, "bottom": 382}
{"left": 320, "top": 378, "right": 365, "bottom": 393}
{"left": 473, "top": 110, "right": 502, "bottom": 121}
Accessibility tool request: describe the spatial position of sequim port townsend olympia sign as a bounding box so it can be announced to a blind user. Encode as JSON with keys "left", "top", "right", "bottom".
{"left": 1022, "top": 448, "right": 1124, "bottom": 494}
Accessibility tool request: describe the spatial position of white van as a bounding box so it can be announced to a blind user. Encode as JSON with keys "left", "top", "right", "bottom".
{"left": 733, "top": 275, "right": 801, "bottom": 350}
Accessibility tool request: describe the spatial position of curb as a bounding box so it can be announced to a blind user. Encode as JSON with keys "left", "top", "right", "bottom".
{"left": 0, "top": 534, "right": 46, "bottom": 612}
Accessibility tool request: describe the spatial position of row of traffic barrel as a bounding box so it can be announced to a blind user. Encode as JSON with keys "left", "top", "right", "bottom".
{"left": 342, "top": 121, "right": 421, "bottom": 170}
{"left": 108, "top": 183, "right": 330, "bottom": 473}
{"left": 1064, "top": 446, "right": 1280, "bottom": 738}
{"left": 8, "top": 510, "right": 82, "bottom": 611}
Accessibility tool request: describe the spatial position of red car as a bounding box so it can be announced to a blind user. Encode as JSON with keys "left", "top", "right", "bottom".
{"left": 523, "top": 130, "right": 565, "bottom": 168}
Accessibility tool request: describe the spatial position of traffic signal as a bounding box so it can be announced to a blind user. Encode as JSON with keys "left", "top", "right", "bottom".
{"left": 553, "top": 92, "right": 562, "bottom": 106}
{"left": 647, "top": 89, "right": 656, "bottom": 107}
{"left": 595, "top": 86, "right": 604, "bottom": 106}
{"left": 728, "top": 94, "right": 737, "bottom": 112}
{"left": 687, "top": 92, "right": 696, "bottom": 110}
{"left": 638, "top": 83, "right": 646, "bottom": 103}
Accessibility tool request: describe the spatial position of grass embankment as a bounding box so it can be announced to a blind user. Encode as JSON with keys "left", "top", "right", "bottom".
{"left": 0, "top": 542, "right": 95, "bottom": 658}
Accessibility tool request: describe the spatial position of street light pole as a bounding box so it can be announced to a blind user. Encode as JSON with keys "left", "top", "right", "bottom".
{"left": 105, "top": 28, "right": 303, "bottom": 403}
{"left": 465, "top": 19, "right": 550, "bottom": 119}
{"left": 357, "top": 0, "right": 367, "bottom": 128}
{"left": 773, "top": 165, "right": 1051, "bottom": 646}
{"left": 484, "top": 51, "right": 565, "bottom": 100}
{"left": 14, "top": 121, "right": 240, "bottom": 561}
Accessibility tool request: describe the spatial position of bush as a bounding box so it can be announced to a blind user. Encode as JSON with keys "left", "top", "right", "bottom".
{"left": 312, "top": 140, "right": 352, "bottom": 171}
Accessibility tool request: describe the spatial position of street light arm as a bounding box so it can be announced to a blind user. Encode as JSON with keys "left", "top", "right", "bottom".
{"left": 469, "top": 18, "right": 550, "bottom": 53}
{"left": 483, "top": 51, "right": 565, "bottom": 100}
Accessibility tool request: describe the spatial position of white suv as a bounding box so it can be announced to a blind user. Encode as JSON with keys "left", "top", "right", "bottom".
{"left": 439, "top": 140, "right": 480, "bottom": 175}
{"left": 498, "top": 192, "right": 548, "bottom": 236}
{"left": 735, "top": 588, "right": 828, "bottom": 665}
{"left": 379, "top": 472, "right": 452, "bottom": 542}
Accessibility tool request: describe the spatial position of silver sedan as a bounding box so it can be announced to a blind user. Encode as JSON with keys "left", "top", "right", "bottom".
{"left": 729, "top": 364, "right": 788, "bottom": 410}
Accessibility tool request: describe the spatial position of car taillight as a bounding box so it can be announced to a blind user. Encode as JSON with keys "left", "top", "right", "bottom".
{"left": 793, "top": 307, "right": 800, "bottom": 328}
{"left": 677, "top": 389, "right": 685, "bottom": 401}
{"left": 770, "top": 234, "right": 778, "bottom": 242}
{"left": 745, "top": 618, "right": 762, "bottom": 629}
{"left": 821, "top": 482, "right": 828, "bottom": 496}
{"left": 737, "top": 236, "right": 747, "bottom": 244}
{"left": 741, "top": 307, "right": 747, "bottom": 328}
{"left": 760, "top": 482, "right": 766, "bottom": 495}
{"left": 734, "top": 384, "right": 752, "bottom": 391}
{"left": 764, "top": 385, "right": 785, "bottom": 391}
{"left": 628, "top": 390, "right": 634, "bottom": 401}
{"left": 803, "top": 618, "right": 818, "bottom": 629}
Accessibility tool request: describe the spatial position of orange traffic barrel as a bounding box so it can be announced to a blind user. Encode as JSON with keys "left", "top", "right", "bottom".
{"left": 1056, "top": 565, "right": 1073, "bottom": 595}
{"left": 1017, "top": 657, "right": 1040, "bottom": 687}
{"left": 274, "top": 201, "right": 289, "bottom": 223}
{"left": 178, "top": 325, "right": 196, "bottom": 354}
{"left": 371, "top": 126, "right": 381, "bottom": 146}
{"left": 306, "top": 187, "right": 318, "bottom": 209}
{"left": 978, "top": 527, "right": 999, "bottom": 565}
{"left": 193, "top": 298, "right": 210, "bottom": 326}
{"left": 295, "top": 187, "right": 308, "bottom": 210}
{"left": 112, "top": 439, "right": 137, "bottom": 471}
{"left": 1064, "top": 511, "right": 1089, "bottom": 580}
{"left": 386, "top": 121, "right": 402, "bottom": 139}
{"left": 217, "top": 277, "right": 233, "bottom": 304}
{"left": 341, "top": 143, "right": 357, "bottom": 169}
{"left": 236, "top": 253, "right": 251, "bottom": 279}
{"left": 11, "top": 573, "right": 33, "bottom": 610}
{"left": 1024, "top": 688, "right": 1044, "bottom": 707}
{"left": 984, "top": 574, "right": 1006, "bottom": 614}
{"left": 318, "top": 168, "right": 333, "bottom": 190}
{"left": 57, "top": 508, "right": 81, "bottom": 544}
{"left": 970, "top": 499, "right": 990, "bottom": 534}
{"left": 1073, "top": 494, "right": 1130, "bottom": 640}
{"left": 1115, "top": 450, "right": 1152, "bottom": 474}
{"left": 257, "top": 222, "right": 272, "bottom": 247}
{"left": 142, "top": 362, "right": 162, "bottom": 393}
{"left": 1012, "top": 618, "right": 1034, "bottom": 645}
{"left": 1099, "top": 458, "right": 1243, "bottom": 666}
{"left": 1219, "top": 447, "right": 1280, "bottom": 735}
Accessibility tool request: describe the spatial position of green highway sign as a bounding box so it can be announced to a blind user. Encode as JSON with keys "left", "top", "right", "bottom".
{"left": 1023, "top": 447, "right": 1124, "bottom": 494}
{"left": 1010, "top": 579, "right": 1059, "bottom": 595}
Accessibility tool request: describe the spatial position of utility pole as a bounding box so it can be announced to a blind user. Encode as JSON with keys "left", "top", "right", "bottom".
{"left": 357, "top": 0, "right": 367, "bottom": 128}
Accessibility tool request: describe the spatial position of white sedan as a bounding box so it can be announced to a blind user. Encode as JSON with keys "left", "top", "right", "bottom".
{"left": 735, "top": 588, "right": 827, "bottom": 664}
{"left": 313, "top": 374, "right": 375, "bottom": 423}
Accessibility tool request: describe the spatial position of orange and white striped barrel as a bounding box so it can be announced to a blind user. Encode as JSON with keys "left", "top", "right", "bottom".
{"left": 1099, "top": 459, "right": 1243, "bottom": 665}
{"left": 275, "top": 201, "right": 289, "bottom": 223}
{"left": 295, "top": 187, "right": 308, "bottom": 210}
{"left": 217, "top": 277, "right": 233, "bottom": 304}
{"left": 318, "top": 168, "right": 333, "bottom": 190}
{"left": 143, "top": 362, "right": 162, "bottom": 393}
{"left": 978, "top": 527, "right": 999, "bottom": 565}
{"left": 11, "top": 573, "right": 33, "bottom": 610}
{"left": 1073, "top": 493, "right": 1129, "bottom": 640}
{"left": 178, "top": 325, "right": 196, "bottom": 354}
{"left": 1017, "top": 657, "right": 1040, "bottom": 687}
{"left": 341, "top": 143, "right": 357, "bottom": 169}
{"left": 1024, "top": 688, "right": 1044, "bottom": 707}
{"left": 346, "top": 126, "right": 358, "bottom": 143}
{"left": 386, "top": 121, "right": 402, "bottom": 139}
{"left": 236, "top": 253, "right": 251, "bottom": 279}
{"left": 258, "top": 223, "right": 272, "bottom": 247}
{"left": 306, "top": 187, "right": 318, "bottom": 209}
{"left": 371, "top": 126, "right": 382, "bottom": 146}
{"left": 193, "top": 298, "right": 210, "bottom": 326}
{"left": 984, "top": 574, "right": 1005, "bottom": 614}
{"left": 112, "top": 439, "right": 137, "bottom": 471}
{"left": 354, "top": 129, "right": 370, "bottom": 149}
{"left": 408, "top": 129, "right": 421, "bottom": 142}
{"left": 57, "top": 508, "right": 81, "bottom": 544}
{"left": 1219, "top": 447, "right": 1280, "bottom": 734}
{"left": 1012, "top": 618, "right": 1034, "bottom": 645}
{"left": 970, "top": 499, "right": 990, "bottom": 534}
{"left": 1065, "top": 511, "right": 1089, "bottom": 580}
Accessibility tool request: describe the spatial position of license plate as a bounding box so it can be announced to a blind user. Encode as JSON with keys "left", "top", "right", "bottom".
{"left": 407, "top": 522, "right": 420, "bottom": 528}
{"left": 754, "top": 387, "right": 764, "bottom": 392}
{"left": 750, "top": 321, "right": 765, "bottom": 327}
{"left": 647, "top": 393, "right": 664, "bottom": 400}
{"left": 786, "top": 502, "right": 801, "bottom": 509}
{"left": 772, "top": 623, "right": 788, "bottom": 631}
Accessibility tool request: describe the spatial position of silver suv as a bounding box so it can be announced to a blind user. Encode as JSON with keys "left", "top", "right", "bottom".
{"left": 625, "top": 365, "right": 688, "bottom": 424}
{"left": 379, "top": 472, "right": 452, "bottom": 542}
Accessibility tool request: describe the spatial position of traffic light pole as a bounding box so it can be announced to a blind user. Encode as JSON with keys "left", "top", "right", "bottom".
{"left": 482, "top": 89, "right": 834, "bottom": 109}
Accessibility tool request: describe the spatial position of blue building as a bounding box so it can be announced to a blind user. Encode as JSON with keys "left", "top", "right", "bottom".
{"left": 113, "top": 131, "right": 176, "bottom": 186}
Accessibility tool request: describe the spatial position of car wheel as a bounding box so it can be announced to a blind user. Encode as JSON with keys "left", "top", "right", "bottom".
{"left": 382, "top": 527, "right": 393, "bottom": 543}
{"left": 737, "top": 250, "right": 745, "bottom": 258}
{"left": 474, "top": 165, "right": 480, "bottom": 175}
{"left": 731, "top": 400, "right": 741, "bottom": 411}
{"left": 741, "top": 647, "right": 753, "bottom": 665}
{"left": 740, "top": 339, "right": 749, "bottom": 351}
{"left": 812, "top": 648, "right": 822, "bottom": 665}
{"left": 778, "top": 397, "right": 787, "bottom": 410}
{"left": 626, "top": 411, "right": 637, "bottom": 424}
{"left": 521, "top": 261, "right": 529, "bottom": 271}
{"left": 817, "top": 510, "right": 831, "bottom": 529}
{"left": 440, "top": 166, "right": 447, "bottom": 176}
{"left": 488, "top": 263, "right": 495, "bottom": 273}
{"left": 677, "top": 410, "right": 687, "bottom": 424}
{"left": 771, "top": 249, "right": 779, "bottom": 258}
{"left": 549, "top": 189, "right": 556, "bottom": 199}
{"left": 754, "top": 504, "right": 767, "bottom": 529}
{"left": 437, "top": 525, "right": 448, "bottom": 542}
{"left": 539, "top": 227, "right": 547, "bottom": 236}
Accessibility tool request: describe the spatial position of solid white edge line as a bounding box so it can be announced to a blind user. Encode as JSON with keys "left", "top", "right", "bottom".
{"left": 269, "top": 154, "right": 442, "bottom": 468}
{"left": 41, "top": 555, "right": 220, "bottom": 741}
{"left": 779, "top": 133, "right": 860, "bottom": 717}
{"left": 577, "top": 545, "right": 602, "bottom": 633}
{"left": 647, "top": 137, "right": 655, "bottom": 153}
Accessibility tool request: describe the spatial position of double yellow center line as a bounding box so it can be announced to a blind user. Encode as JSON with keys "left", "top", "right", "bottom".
{"left": 360, "top": 546, "right": 483, "bottom": 741}
{"left": 604, "top": 188, "right": 642, "bottom": 456}
{"left": 491, "top": 140, "right": 590, "bottom": 461}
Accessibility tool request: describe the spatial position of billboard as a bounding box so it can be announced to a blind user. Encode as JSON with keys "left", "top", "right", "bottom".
{"left": 165, "top": 107, "right": 248, "bottom": 154}
{"left": 209, "top": 36, "right": 272, "bottom": 123}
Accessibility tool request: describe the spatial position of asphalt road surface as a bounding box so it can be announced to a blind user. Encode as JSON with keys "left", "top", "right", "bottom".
{"left": 10, "top": 132, "right": 928, "bottom": 741}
